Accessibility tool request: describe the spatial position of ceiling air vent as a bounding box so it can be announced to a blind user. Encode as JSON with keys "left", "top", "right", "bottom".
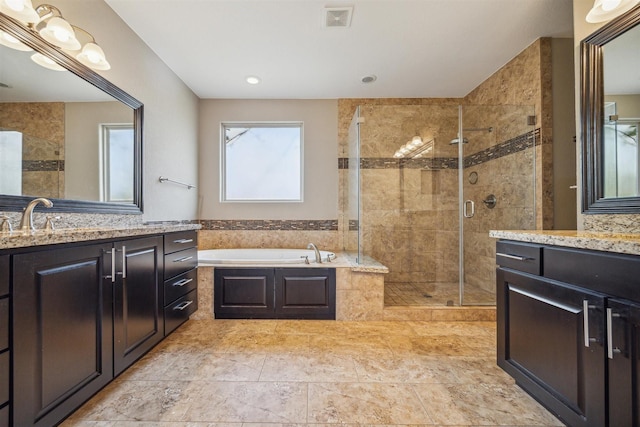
{"left": 323, "top": 7, "right": 353, "bottom": 28}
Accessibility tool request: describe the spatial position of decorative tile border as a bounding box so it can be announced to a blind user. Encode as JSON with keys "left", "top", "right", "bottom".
{"left": 464, "top": 128, "right": 540, "bottom": 168}
{"left": 22, "top": 160, "right": 64, "bottom": 172}
{"left": 199, "top": 219, "right": 339, "bottom": 231}
{"left": 338, "top": 128, "right": 540, "bottom": 170}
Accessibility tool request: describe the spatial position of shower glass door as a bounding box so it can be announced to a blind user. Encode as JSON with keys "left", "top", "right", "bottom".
{"left": 459, "top": 104, "right": 536, "bottom": 305}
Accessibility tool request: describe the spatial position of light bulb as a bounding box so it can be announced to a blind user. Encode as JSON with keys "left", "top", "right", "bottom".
{"left": 76, "top": 42, "right": 110, "bottom": 70}
{"left": 601, "top": 0, "right": 622, "bottom": 11}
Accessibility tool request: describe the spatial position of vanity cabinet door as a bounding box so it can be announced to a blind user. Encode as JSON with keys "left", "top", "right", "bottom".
{"left": 214, "top": 268, "right": 275, "bottom": 318}
{"left": 606, "top": 298, "right": 640, "bottom": 427}
{"left": 275, "top": 268, "right": 336, "bottom": 319}
{"left": 497, "top": 268, "right": 606, "bottom": 427}
{"left": 12, "top": 243, "right": 114, "bottom": 427}
{"left": 113, "top": 236, "right": 163, "bottom": 376}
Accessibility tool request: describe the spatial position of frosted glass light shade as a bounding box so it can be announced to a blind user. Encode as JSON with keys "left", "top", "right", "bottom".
{"left": 0, "top": 29, "right": 32, "bottom": 51}
{"left": 39, "top": 17, "right": 81, "bottom": 50}
{"left": 586, "top": 0, "right": 639, "bottom": 22}
{"left": 0, "top": 0, "right": 39, "bottom": 24}
{"left": 76, "top": 42, "right": 110, "bottom": 70}
{"left": 31, "top": 52, "right": 66, "bottom": 71}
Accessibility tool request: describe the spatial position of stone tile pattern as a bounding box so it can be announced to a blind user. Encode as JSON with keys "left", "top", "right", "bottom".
{"left": 199, "top": 219, "right": 338, "bottom": 231}
{"left": 0, "top": 102, "right": 65, "bottom": 199}
{"left": 62, "top": 319, "right": 562, "bottom": 426}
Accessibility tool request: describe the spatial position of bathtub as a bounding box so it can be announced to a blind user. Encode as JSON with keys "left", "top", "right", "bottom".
{"left": 198, "top": 248, "right": 336, "bottom": 265}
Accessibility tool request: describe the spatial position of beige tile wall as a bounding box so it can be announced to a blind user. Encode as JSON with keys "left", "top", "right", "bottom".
{"left": 0, "top": 102, "right": 65, "bottom": 198}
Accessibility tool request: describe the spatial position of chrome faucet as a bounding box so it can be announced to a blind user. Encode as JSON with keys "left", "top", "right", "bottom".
{"left": 307, "top": 242, "right": 322, "bottom": 263}
{"left": 19, "top": 197, "right": 53, "bottom": 231}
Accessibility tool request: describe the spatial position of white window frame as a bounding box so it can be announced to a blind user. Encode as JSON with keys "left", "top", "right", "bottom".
{"left": 99, "top": 123, "right": 134, "bottom": 203}
{"left": 220, "top": 121, "right": 304, "bottom": 203}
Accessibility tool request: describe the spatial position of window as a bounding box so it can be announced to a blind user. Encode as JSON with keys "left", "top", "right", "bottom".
{"left": 0, "top": 131, "right": 22, "bottom": 196}
{"left": 100, "top": 124, "right": 134, "bottom": 203}
{"left": 221, "top": 122, "right": 303, "bottom": 202}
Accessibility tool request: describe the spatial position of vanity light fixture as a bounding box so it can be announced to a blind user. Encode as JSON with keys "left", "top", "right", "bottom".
{"left": 246, "top": 75, "right": 261, "bottom": 85}
{"left": 393, "top": 136, "right": 434, "bottom": 159}
{"left": 0, "top": 2, "right": 111, "bottom": 70}
{"left": 586, "top": 0, "right": 639, "bottom": 23}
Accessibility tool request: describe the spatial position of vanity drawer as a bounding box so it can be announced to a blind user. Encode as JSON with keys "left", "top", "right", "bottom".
{"left": 0, "top": 256, "right": 8, "bottom": 297}
{"left": 164, "top": 289, "right": 198, "bottom": 335}
{"left": 164, "top": 268, "right": 197, "bottom": 305}
{"left": 0, "top": 298, "right": 7, "bottom": 352}
{"left": 0, "top": 351, "right": 8, "bottom": 406}
{"left": 165, "top": 231, "right": 197, "bottom": 254}
{"left": 496, "top": 241, "right": 542, "bottom": 275}
{"left": 164, "top": 247, "right": 198, "bottom": 280}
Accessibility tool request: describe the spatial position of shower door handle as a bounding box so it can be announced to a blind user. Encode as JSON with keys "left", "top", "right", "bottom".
{"left": 463, "top": 200, "right": 475, "bottom": 218}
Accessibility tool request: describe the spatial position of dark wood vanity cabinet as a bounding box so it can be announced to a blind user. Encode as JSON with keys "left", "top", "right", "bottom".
{"left": 497, "top": 240, "right": 640, "bottom": 427}
{"left": 113, "top": 236, "right": 164, "bottom": 375}
{"left": 1, "top": 228, "right": 198, "bottom": 427}
{"left": 606, "top": 298, "right": 640, "bottom": 427}
{"left": 12, "top": 243, "right": 114, "bottom": 427}
{"left": 0, "top": 256, "right": 9, "bottom": 427}
{"left": 215, "top": 268, "right": 335, "bottom": 319}
{"left": 163, "top": 231, "right": 198, "bottom": 335}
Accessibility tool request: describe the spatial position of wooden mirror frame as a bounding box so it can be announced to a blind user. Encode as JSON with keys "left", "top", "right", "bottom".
{"left": 581, "top": 5, "right": 640, "bottom": 214}
{"left": 0, "top": 13, "right": 143, "bottom": 215}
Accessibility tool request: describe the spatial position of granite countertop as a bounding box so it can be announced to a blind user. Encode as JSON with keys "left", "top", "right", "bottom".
{"left": 490, "top": 229, "right": 640, "bottom": 256}
{"left": 0, "top": 223, "right": 201, "bottom": 250}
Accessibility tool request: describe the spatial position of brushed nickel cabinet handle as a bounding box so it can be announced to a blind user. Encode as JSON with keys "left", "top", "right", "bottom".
{"left": 173, "top": 300, "right": 193, "bottom": 311}
{"left": 174, "top": 239, "right": 193, "bottom": 244}
{"left": 172, "top": 278, "right": 193, "bottom": 287}
{"left": 584, "top": 300, "right": 597, "bottom": 347}
{"left": 174, "top": 256, "right": 193, "bottom": 263}
{"left": 606, "top": 308, "right": 622, "bottom": 359}
{"left": 496, "top": 252, "right": 531, "bottom": 261}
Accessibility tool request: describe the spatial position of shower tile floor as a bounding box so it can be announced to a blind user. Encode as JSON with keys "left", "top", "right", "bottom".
{"left": 384, "top": 281, "right": 495, "bottom": 306}
{"left": 62, "top": 318, "right": 562, "bottom": 426}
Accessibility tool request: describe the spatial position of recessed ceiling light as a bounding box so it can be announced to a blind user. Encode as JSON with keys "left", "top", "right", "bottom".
{"left": 246, "top": 76, "right": 261, "bottom": 85}
{"left": 361, "top": 75, "right": 377, "bottom": 84}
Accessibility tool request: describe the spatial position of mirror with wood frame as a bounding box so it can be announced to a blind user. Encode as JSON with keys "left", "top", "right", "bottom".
{"left": 581, "top": 5, "right": 640, "bottom": 213}
{"left": 0, "top": 13, "right": 143, "bottom": 214}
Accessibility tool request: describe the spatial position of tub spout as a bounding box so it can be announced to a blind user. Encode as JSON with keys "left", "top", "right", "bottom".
{"left": 307, "top": 243, "right": 322, "bottom": 263}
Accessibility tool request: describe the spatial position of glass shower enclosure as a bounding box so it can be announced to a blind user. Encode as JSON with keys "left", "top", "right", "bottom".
{"left": 345, "top": 103, "right": 536, "bottom": 306}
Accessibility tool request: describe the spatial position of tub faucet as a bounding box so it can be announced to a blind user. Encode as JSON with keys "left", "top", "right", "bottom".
{"left": 307, "top": 242, "right": 322, "bottom": 263}
{"left": 19, "top": 197, "right": 53, "bottom": 231}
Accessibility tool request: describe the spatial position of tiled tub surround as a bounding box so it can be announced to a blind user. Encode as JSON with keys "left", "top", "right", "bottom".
{"left": 194, "top": 252, "right": 389, "bottom": 321}
{"left": 62, "top": 319, "right": 561, "bottom": 426}
{"left": 197, "top": 220, "right": 341, "bottom": 257}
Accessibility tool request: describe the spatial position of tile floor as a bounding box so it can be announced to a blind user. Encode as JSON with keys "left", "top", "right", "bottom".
{"left": 62, "top": 319, "right": 563, "bottom": 426}
{"left": 384, "top": 282, "right": 495, "bottom": 307}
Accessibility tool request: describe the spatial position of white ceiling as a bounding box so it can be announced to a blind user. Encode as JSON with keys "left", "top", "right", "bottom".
{"left": 105, "top": 0, "right": 574, "bottom": 100}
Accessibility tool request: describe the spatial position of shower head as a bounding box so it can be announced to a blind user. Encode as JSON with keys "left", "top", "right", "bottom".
{"left": 449, "top": 137, "right": 469, "bottom": 145}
